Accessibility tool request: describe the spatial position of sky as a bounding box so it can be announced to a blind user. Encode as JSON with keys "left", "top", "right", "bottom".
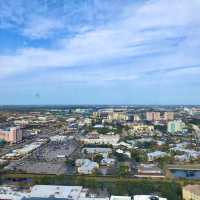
{"left": 0, "top": 0, "right": 200, "bottom": 105}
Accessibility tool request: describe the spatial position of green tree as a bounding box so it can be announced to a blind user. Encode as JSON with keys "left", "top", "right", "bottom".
{"left": 93, "top": 154, "right": 104, "bottom": 163}
{"left": 117, "top": 165, "right": 130, "bottom": 176}
{"left": 131, "top": 150, "right": 147, "bottom": 162}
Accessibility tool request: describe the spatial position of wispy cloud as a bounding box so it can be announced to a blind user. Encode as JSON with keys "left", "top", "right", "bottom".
{"left": 22, "top": 16, "right": 65, "bottom": 39}
{"left": 0, "top": 0, "right": 200, "bottom": 104}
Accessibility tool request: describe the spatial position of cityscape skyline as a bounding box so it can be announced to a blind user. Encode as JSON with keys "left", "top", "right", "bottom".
{"left": 0, "top": 0, "right": 200, "bottom": 105}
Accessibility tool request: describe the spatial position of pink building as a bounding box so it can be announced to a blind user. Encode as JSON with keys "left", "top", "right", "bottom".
{"left": 146, "top": 112, "right": 161, "bottom": 121}
{"left": 0, "top": 127, "right": 22, "bottom": 144}
{"left": 163, "top": 112, "right": 174, "bottom": 121}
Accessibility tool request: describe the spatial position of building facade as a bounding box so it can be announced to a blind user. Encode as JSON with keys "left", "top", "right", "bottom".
{"left": 146, "top": 112, "right": 160, "bottom": 121}
{"left": 167, "top": 120, "right": 185, "bottom": 133}
{"left": 0, "top": 127, "right": 22, "bottom": 144}
{"left": 163, "top": 112, "right": 174, "bottom": 121}
{"left": 183, "top": 185, "right": 200, "bottom": 200}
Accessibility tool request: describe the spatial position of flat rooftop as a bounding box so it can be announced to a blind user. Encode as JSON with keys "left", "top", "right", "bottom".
{"left": 110, "top": 196, "right": 131, "bottom": 200}
{"left": 30, "top": 185, "right": 83, "bottom": 199}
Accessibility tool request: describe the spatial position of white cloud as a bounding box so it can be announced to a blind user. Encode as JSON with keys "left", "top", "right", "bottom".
{"left": 0, "top": 0, "right": 200, "bottom": 83}
{"left": 22, "top": 16, "right": 65, "bottom": 39}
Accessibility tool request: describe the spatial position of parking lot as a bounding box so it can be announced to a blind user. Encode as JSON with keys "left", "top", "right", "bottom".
{"left": 15, "top": 161, "right": 67, "bottom": 174}
{"left": 27, "top": 139, "right": 79, "bottom": 162}
{"left": 12, "top": 139, "right": 80, "bottom": 175}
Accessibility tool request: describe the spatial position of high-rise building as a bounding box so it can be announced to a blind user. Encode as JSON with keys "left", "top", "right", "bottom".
{"left": 0, "top": 127, "right": 22, "bottom": 144}
{"left": 163, "top": 112, "right": 174, "bottom": 121}
{"left": 167, "top": 120, "right": 185, "bottom": 133}
{"left": 146, "top": 112, "right": 160, "bottom": 121}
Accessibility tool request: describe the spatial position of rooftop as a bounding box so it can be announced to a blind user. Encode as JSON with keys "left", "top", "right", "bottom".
{"left": 30, "top": 185, "right": 83, "bottom": 199}
{"left": 183, "top": 184, "right": 200, "bottom": 196}
{"left": 133, "top": 195, "right": 167, "bottom": 200}
{"left": 110, "top": 196, "right": 131, "bottom": 200}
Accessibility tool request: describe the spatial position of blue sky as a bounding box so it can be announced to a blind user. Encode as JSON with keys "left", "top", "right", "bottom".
{"left": 0, "top": 0, "right": 200, "bottom": 105}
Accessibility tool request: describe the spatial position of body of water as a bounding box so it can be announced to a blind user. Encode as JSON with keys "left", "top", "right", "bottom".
{"left": 171, "top": 169, "right": 200, "bottom": 179}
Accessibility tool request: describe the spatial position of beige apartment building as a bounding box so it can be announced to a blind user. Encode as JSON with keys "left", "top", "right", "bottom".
{"left": 163, "top": 112, "right": 174, "bottom": 121}
{"left": 146, "top": 112, "right": 160, "bottom": 121}
{"left": 183, "top": 185, "right": 200, "bottom": 200}
{"left": 108, "top": 112, "right": 128, "bottom": 121}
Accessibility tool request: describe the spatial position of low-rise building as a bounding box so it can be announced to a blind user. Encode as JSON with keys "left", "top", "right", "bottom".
{"left": 137, "top": 164, "right": 162, "bottom": 175}
{"left": 80, "top": 134, "right": 120, "bottom": 146}
{"left": 116, "top": 149, "right": 131, "bottom": 158}
{"left": 134, "top": 195, "right": 167, "bottom": 200}
{"left": 147, "top": 151, "right": 168, "bottom": 161}
{"left": 0, "top": 186, "right": 26, "bottom": 200}
{"left": 170, "top": 147, "right": 200, "bottom": 161}
{"left": 129, "top": 124, "right": 154, "bottom": 133}
{"left": 76, "top": 159, "right": 99, "bottom": 174}
{"left": 110, "top": 196, "right": 131, "bottom": 200}
{"left": 82, "top": 148, "right": 112, "bottom": 158}
{"left": 0, "top": 185, "right": 85, "bottom": 200}
{"left": 0, "top": 185, "right": 168, "bottom": 200}
{"left": 50, "top": 135, "right": 68, "bottom": 142}
{"left": 101, "top": 158, "right": 115, "bottom": 166}
{"left": 15, "top": 140, "right": 46, "bottom": 155}
{"left": 182, "top": 185, "right": 200, "bottom": 200}
{"left": 30, "top": 185, "right": 83, "bottom": 200}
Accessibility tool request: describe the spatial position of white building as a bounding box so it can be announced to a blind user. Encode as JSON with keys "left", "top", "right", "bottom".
{"left": 116, "top": 149, "right": 131, "bottom": 158}
{"left": 134, "top": 195, "right": 167, "bottom": 200}
{"left": 0, "top": 186, "right": 26, "bottom": 200}
{"left": 15, "top": 140, "right": 46, "bottom": 155}
{"left": 80, "top": 134, "right": 120, "bottom": 146}
{"left": 147, "top": 151, "right": 168, "bottom": 161}
{"left": 76, "top": 159, "right": 99, "bottom": 174}
{"left": 82, "top": 148, "right": 112, "bottom": 158}
{"left": 101, "top": 158, "right": 115, "bottom": 166}
{"left": 110, "top": 196, "right": 131, "bottom": 200}
{"left": 138, "top": 164, "right": 162, "bottom": 175}
{"left": 50, "top": 135, "right": 68, "bottom": 142}
{"left": 0, "top": 185, "right": 167, "bottom": 200}
{"left": 116, "top": 141, "right": 132, "bottom": 149}
{"left": 30, "top": 185, "right": 83, "bottom": 199}
{"left": 133, "top": 114, "right": 140, "bottom": 121}
{"left": 167, "top": 120, "right": 185, "bottom": 133}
